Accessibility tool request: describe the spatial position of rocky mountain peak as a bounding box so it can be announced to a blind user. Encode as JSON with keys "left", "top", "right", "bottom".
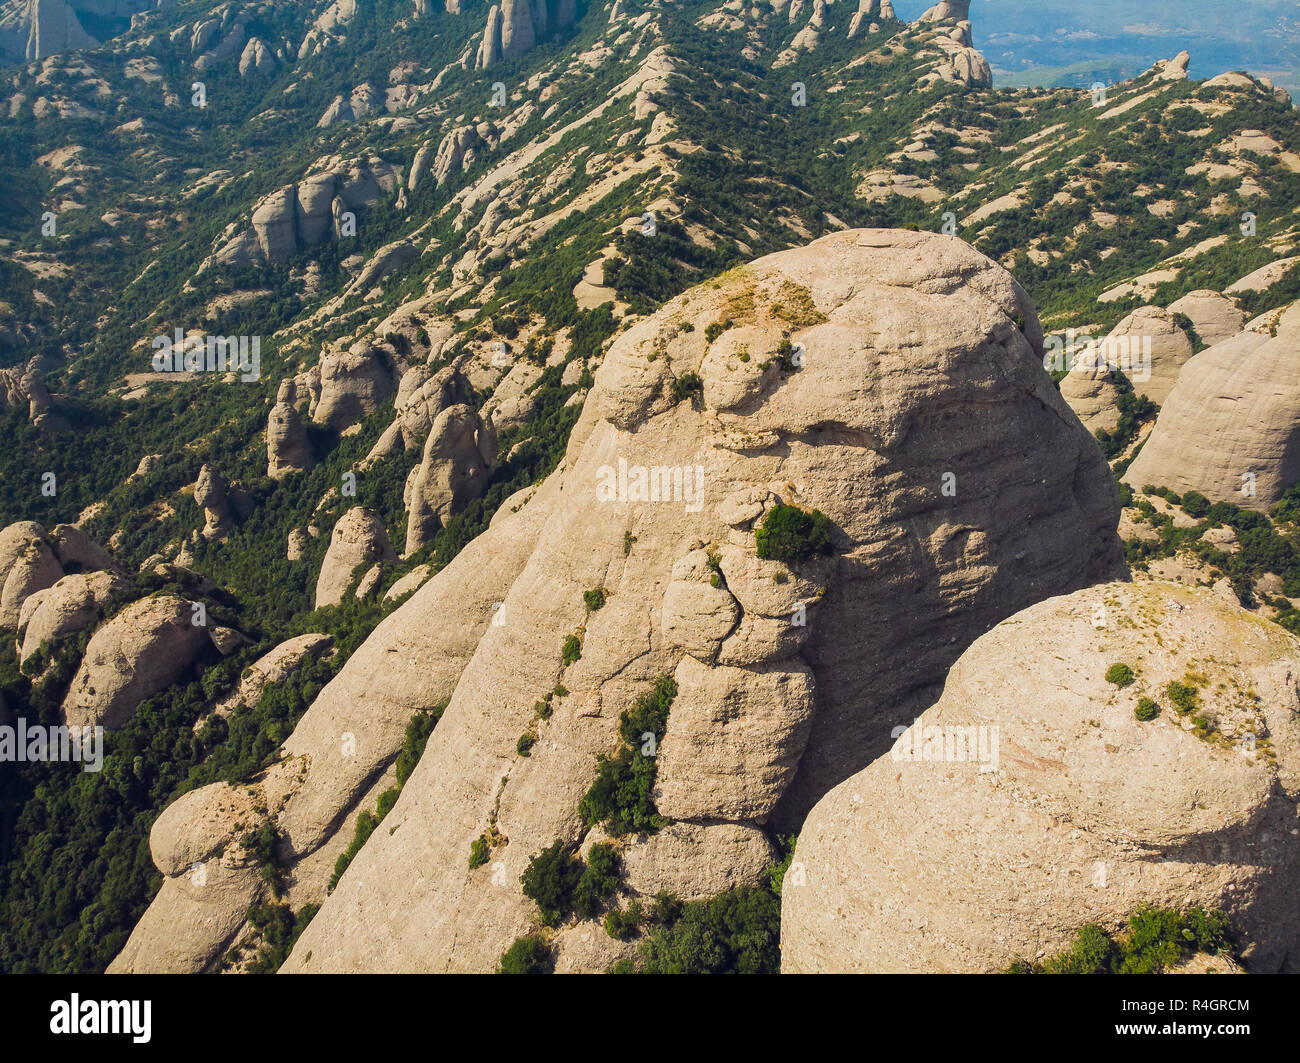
{"left": 108, "top": 227, "right": 1127, "bottom": 975}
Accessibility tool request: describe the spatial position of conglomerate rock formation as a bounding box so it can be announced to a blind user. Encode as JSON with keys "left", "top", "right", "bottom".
{"left": 1124, "top": 299, "right": 1300, "bottom": 508}
{"left": 781, "top": 580, "right": 1300, "bottom": 973}
{"left": 236, "top": 228, "right": 1122, "bottom": 973}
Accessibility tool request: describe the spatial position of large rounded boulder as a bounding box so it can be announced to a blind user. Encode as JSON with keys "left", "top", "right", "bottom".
{"left": 62, "top": 595, "right": 211, "bottom": 730}
{"left": 313, "top": 507, "right": 395, "bottom": 609}
{"left": 0, "top": 521, "right": 63, "bottom": 629}
{"left": 1123, "top": 299, "right": 1300, "bottom": 508}
{"left": 781, "top": 580, "right": 1300, "bottom": 973}
{"left": 276, "top": 229, "right": 1125, "bottom": 972}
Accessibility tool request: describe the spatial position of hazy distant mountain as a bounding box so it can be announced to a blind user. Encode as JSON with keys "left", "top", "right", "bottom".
{"left": 893, "top": 0, "right": 1300, "bottom": 97}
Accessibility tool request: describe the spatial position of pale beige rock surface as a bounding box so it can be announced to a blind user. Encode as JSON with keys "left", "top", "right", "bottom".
{"left": 1166, "top": 289, "right": 1244, "bottom": 347}
{"left": 404, "top": 404, "right": 497, "bottom": 554}
{"left": 1100, "top": 305, "right": 1192, "bottom": 405}
{"left": 279, "top": 230, "right": 1123, "bottom": 973}
{"left": 314, "top": 507, "right": 394, "bottom": 609}
{"left": 62, "top": 595, "right": 211, "bottom": 730}
{"left": 267, "top": 400, "right": 315, "bottom": 479}
{"left": 48, "top": 523, "right": 117, "bottom": 573}
{"left": 1058, "top": 360, "right": 1121, "bottom": 434}
{"left": 383, "top": 564, "right": 431, "bottom": 602}
{"left": 149, "top": 783, "right": 264, "bottom": 878}
{"left": 238, "top": 37, "right": 275, "bottom": 77}
{"left": 194, "top": 464, "right": 233, "bottom": 541}
{"left": 475, "top": 4, "right": 503, "bottom": 69}
{"left": 1124, "top": 300, "right": 1300, "bottom": 507}
{"left": 311, "top": 343, "right": 397, "bottom": 432}
{"left": 18, "top": 570, "right": 128, "bottom": 665}
{"left": 919, "top": 0, "right": 968, "bottom": 20}
{"left": 551, "top": 919, "right": 636, "bottom": 973}
{"left": 1226, "top": 256, "right": 1299, "bottom": 295}
{"left": 107, "top": 849, "right": 264, "bottom": 974}
{"left": 781, "top": 581, "right": 1300, "bottom": 973}
{"left": 0, "top": 524, "right": 62, "bottom": 629}
{"left": 109, "top": 492, "right": 546, "bottom": 974}
{"left": 620, "top": 822, "right": 774, "bottom": 901}
{"left": 656, "top": 655, "right": 816, "bottom": 822}
{"left": 208, "top": 633, "right": 334, "bottom": 721}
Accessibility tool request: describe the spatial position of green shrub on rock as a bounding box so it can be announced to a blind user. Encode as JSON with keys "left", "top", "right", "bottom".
{"left": 670, "top": 372, "right": 703, "bottom": 402}
{"left": 1040, "top": 923, "right": 1117, "bottom": 974}
{"left": 578, "top": 676, "right": 678, "bottom": 835}
{"left": 604, "top": 901, "right": 643, "bottom": 941}
{"left": 1008, "top": 907, "right": 1234, "bottom": 974}
{"left": 468, "top": 835, "right": 490, "bottom": 870}
{"left": 755, "top": 504, "right": 835, "bottom": 564}
{"left": 638, "top": 887, "right": 780, "bottom": 974}
{"left": 1105, "top": 663, "right": 1136, "bottom": 687}
{"left": 497, "top": 934, "right": 552, "bottom": 974}
{"left": 521, "top": 841, "right": 584, "bottom": 927}
{"left": 573, "top": 843, "right": 621, "bottom": 920}
{"left": 561, "top": 634, "right": 582, "bottom": 666}
{"left": 520, "top": 840, "right": 621, "bottom": 926}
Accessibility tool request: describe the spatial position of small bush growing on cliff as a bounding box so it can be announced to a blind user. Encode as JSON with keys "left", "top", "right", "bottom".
{"left": 583, "top": 588, "right": 606, "bottom": 611}
{"left": 1040, "top": 923, "right": 1116, "bottom": 974}
{"left": 328, "top": 811, "right": 377, "bottom": 894}
{"left": 579, "top": 676, "right": 678, "bottom": 835}
{"left": 604, "top": 901, "right": 643, "bottom": 941}
{"left": 1135, "top": 697, "right": 1160, "bottom": 722}
{"left": 670, "top": 372, "right": 703, "bottom": 402}
{"left": 1180, "top": 490, "right": 1210, "bottom": 518}
{"left": 242, "top": 820, "right": 287, "bottom": 898}
{"left": 561, "top": 634, "right": 582, "bottom": 666}
{"left": 521, "top": 840, "right": 584, "bottom": 926}
{"left": 768, "top": 834, "right": 799, "bottom": 896}
{"left": 573, "top": 843, "right": 621, "bottom": 919}
{"left": 521, "top": 840, "right": 621, "bottom": 926}
{"left": 755, "top": 504, "right": 835, "bottom": 564}
{"left": 1166, "top": 680, "right": 1200, "bottom": 714}
{"left": 706, "top": 549, "right": 723, "bottom": 588}
{"left": 1008, "top": 907, "right": 1234, "bottom": 974}
{"left": 395, "top": 703, "right": 444, "bottom": 785}
{"left": 1119, "top": 906, "right": 1232, "bottom": 974}
{"left": 1094, "top": 375, "right": 1156, "bottom": 459}
{"left": 329, "top": 707, "right": 443, "bottom": 893}
{"left": 468, "top": 835, "right": 490, "bottom": 870}
{"left": 497, "top": 934, "right": 552, "bottom": 974}
{"left": 638, "top": 887, "right": 781, "bottom": 974}
{"left": 241, "top": 901, "right": 319, "bottom": 974}
{"left": 1105, "top": 663, "right": 1136, "bottom": 687}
